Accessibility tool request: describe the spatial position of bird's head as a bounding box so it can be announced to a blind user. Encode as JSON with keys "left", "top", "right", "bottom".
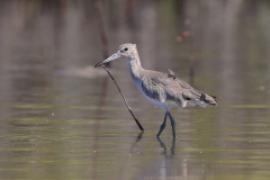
{"left": 95, "top": 43, "right": 137, "bottom": 67}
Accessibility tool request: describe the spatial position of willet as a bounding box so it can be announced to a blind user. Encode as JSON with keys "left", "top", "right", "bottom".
{"left": 95, "top": 43, "right": 217, "bottom": 137}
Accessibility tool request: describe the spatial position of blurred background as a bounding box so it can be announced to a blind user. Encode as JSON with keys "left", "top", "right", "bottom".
{"left": 0, "top": 0, "right": 270, "bottom": 179}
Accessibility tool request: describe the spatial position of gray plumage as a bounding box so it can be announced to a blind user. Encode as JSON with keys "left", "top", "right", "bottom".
{"left": 123, "top": 43, "right": 217, "bottom": 110}
{"left": 135, "top": 67, "right": 216, "bottom": 109}
{"left": 95, "top": 43, "right": 217, "bottom": 137}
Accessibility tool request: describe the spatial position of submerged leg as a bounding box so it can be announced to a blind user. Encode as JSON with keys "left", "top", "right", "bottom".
{"left": 156, "top": 112, "right": 169, "bottom": 137}
{"left": 167, "top": 112, "right": 176, "bottom": 138}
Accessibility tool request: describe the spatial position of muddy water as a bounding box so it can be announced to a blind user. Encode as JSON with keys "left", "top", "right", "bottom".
{"left": 0, "top": 1, "right": 270, "bottom": 180}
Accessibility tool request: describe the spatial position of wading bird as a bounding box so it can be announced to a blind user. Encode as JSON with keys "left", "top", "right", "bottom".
{"left": 95, "top": 43, "right": 217, "bottom": 137}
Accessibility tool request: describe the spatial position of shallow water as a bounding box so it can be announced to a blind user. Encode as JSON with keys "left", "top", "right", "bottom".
{"left": 0, "top": 1, "right": 270, "bottom": 180}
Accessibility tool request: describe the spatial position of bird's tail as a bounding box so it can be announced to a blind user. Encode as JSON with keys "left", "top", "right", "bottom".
{"left": 200, "top": 93, "right": 217, "bottom": 106}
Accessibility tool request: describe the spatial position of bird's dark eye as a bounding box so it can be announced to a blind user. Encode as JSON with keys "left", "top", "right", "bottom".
{"left": 124, "top": 47, "right": 128, "bottom": 51}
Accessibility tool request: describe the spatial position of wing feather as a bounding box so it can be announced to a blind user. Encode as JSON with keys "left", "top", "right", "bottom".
{"left": 141, "top": 70, "right": 217, "bottom": 106}
{"left": 141, "top": 76, "right": 166, "bottom": 103}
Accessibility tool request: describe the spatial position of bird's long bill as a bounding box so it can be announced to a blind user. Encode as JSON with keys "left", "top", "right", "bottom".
{"left": 94, "top": 52, "right": 121, "bottom": 67}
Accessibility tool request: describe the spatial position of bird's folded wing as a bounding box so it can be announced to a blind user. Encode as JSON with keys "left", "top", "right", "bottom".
{"left": 141, "top": 71, "right": 216, "bottom": 106}
{"left": 154, "top": 75, "right": 202, "bottom": 102}
{"left": 141, "top": 76, "right": 166, "bottom": 102}
{"left": 141, "top": 71, "right": 203, "bottom": 102}
{"left": 177, "top": 79, "right": 202, "bottom": 100}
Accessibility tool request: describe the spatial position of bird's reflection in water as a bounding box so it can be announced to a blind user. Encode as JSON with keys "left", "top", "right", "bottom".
{"left": 156, "top": 135, "right": 176, "bottom": 157}
{"left": 130, "top": 131, "right": 176, "bottom": 157}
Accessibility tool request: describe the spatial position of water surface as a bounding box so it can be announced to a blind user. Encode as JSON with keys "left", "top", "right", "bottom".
{"left": 0, "top": 1, "right": 270, "bottom": 180}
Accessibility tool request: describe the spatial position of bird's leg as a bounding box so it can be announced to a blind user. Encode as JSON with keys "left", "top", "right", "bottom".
{"left": 170, "top": 132, "right": 176, "bottom": 155}
{"left": 168, "top": 112, "right": 176, "bottom": 138}
{"left": 156, "top": 112, "right": 168, "bottom": 137}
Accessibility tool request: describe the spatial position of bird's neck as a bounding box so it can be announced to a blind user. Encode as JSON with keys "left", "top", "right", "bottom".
{"left": 128, "top": 50, "right": 144, "bottom": 80}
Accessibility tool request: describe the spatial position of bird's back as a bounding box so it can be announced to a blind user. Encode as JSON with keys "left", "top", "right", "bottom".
{"left": 140, "top": 69, "right": 217, "bottom": 108}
